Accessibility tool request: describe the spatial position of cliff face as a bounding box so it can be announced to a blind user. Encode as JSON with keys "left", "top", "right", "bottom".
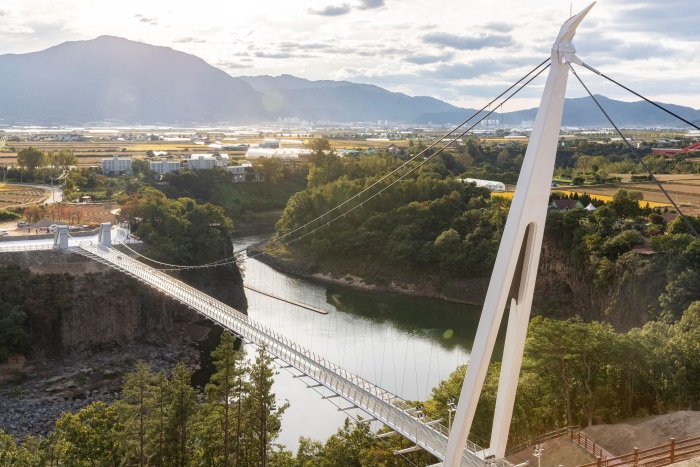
{"left": 535, "top": 235, "right": 663, "bottom": 331}
{"left": 535, "top": 236, "right": 606, "bottom": 319}
{"left": 0, "top": 249, "right": 248, "bottom": 355}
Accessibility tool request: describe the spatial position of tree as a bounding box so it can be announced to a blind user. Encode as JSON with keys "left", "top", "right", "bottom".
{"left": 524, "top": 317, "right": 579, "bottom": 425}
{"left": 242, "top": 345, "right": 288, "bottom": 467}
{"left": 608, "top": 189, "right": 641, "bottom": 219}
{"left": 0, "top": 430, "right": 33, "bottom": 465}
{"left": 648, "top": 212, "right": 664, "bottom": 225}
{"left": 600, "top": 230, "right": 644, "bottom": 259}
{"left": 53, "top": 401, "right": 124, "bottom": 465}
{"left": 253, "top": 157, "right": 285, "bottom": 185}
{"left": 16, "top": 147, "right": 44, "bottom": 174}
{"left": 204, "top": 331, "right": 247, "bottom": 467}
{"left": 0, "top": 303, "right": 28, "bottom": 362}
{"left": 49, "top": 149, "right": 77, "bottom": 170}
{"left": 164, "top": 363, "right": 198, "bottom": 467}
{"left": 117, "top": 361, "right": 156, "bottom": 466}
{"left": 667, "top": 215, "right": 700, "bottom": 236}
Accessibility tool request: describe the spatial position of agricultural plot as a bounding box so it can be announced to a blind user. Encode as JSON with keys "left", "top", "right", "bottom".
{"left": 0, "top": 184, "right": 49, "bottom": 208}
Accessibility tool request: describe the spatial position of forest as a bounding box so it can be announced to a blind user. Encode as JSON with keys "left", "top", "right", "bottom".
{"left": 2, "top": 137, "right": 700, "bottom": 465}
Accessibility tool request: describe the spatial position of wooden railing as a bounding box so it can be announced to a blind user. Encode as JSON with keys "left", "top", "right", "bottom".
{"left": 577, "top": 435, "right": 700, "bottom": 467}
{"left": 571, "top": 428, "right": 615, "bottom": 462}
{"left": 506, "top": 426, "right": 579, "bottom": 457}
{"left": 507, "top": 427, "right": 614, "bottom": 462}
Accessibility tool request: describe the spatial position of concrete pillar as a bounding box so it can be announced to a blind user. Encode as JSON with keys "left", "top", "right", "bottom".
{"left": 53, "top": 225, "right": 69, "bottom": 249}
{"left": 98, "top": 222, "right": 112, "bottom": 246}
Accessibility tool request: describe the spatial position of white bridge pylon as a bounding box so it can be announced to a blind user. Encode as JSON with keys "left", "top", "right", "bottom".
{"left": 443, "top": 3, "right": 596, "bottom": 465}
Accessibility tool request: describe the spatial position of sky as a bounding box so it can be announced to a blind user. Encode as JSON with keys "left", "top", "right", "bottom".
{"left": 1, "top": 0, "right": 699, "bottom": 111}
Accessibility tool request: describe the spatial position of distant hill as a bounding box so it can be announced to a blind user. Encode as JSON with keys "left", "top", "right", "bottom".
{"left": 415, "top": 95, "right": 700, "bottom": 128}
{"left": 240, "top": 74, "right": 462, "bottom": 122}
{"left": 0, "top": 36, "right": 698, "bottom": 127}
{"left": 0, "top": 36, "right": 268, "bottom": 125}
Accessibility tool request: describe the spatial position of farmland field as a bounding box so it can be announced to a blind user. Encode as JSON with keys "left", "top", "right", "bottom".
{"left": 0, "top": 184, "right": 49, "bottom": 208}
{"left": 493, "top": 176, "right": 700, "bottom": 216}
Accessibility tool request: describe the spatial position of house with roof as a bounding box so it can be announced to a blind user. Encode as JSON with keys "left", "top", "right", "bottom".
{"left": 225, "top": 162, "right": 260, "bottom": 182}
{"left": 662, "top": 212, "right": 678, "bottom": 225}
{"left": 550, "top": 199, "right": 584, "bottom": 211}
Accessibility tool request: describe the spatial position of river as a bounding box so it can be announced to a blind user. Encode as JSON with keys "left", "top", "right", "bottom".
{"left": 232, "top": 234, "right": 503, "bottom": 452}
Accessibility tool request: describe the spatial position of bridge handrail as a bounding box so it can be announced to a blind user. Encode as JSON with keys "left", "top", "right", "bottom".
{"left": 0, "top": 243, "right": 56, "bottom": 252}
{"left": 75, "top": 243, "right": 492, "bottom": 466}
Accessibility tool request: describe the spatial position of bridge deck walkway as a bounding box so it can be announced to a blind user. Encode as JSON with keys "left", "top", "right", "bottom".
{"left": 73, "top": 242, "right": 492, "bottom": 466}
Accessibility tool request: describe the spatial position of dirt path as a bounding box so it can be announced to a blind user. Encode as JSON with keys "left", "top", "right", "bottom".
{"left": 584, "top": 411, "right": 700, "bottom": 456}
{"left": 508, "top": 437, "right": 596, "bottom": 466}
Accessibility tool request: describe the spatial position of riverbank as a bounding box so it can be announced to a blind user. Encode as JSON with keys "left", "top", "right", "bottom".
{"left": 247, "top": 242, "right": 490, "bottom": 306}
{"left": 0, "top": 341, "right": 200, "bottom": 439}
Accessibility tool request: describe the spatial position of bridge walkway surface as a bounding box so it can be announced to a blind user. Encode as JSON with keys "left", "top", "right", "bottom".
{"left": 72, "top": 242, "right": 498, "bottom": 467}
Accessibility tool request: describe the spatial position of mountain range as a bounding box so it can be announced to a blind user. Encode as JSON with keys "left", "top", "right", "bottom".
{"left": 0, "top": 35, "right": 698, "bottom": 128}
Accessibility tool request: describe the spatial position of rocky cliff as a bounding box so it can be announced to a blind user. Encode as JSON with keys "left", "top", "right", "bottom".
{"left": 535, "top": 235, "right": 663, "bottom": 331}
{"left": 0, "top": 247, "right": 249, "bottom": 439}
{"left": 0, "top": 248, "right": 248, "bottom": 355}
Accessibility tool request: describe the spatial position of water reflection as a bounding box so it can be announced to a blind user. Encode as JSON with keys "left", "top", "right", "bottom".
{"left": 232, "top": 234, "right": 504, "bottom": 450}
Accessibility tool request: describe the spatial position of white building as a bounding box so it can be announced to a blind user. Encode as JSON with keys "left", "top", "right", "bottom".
{"left": 459, "top": 178, "right": 506, "bottom": 191}
{"left": 225, "top": 162, "right": 255, "bottom": 182}
{"left": 186, "top": 154, "right": 229, "bottom": 170}
{"left": 245, "top": 147, "right": 311, "bottom": 160}
{"left": 101, "top": 156, "right": 132, "bottom": 175}
{"left": 150, "top": 158, "right": 181, "bottom": 176}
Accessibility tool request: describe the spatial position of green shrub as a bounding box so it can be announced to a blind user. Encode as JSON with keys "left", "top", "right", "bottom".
{"left": 0, "top": 210, "right": 20, "bottom": 221}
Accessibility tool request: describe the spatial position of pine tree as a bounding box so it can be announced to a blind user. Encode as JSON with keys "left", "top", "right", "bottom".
{"left": 164, "top": 362, "right": 198, "bottom": 467}
{"left": 117, "top": 360, "right": 155, "bottom": 466}
{"left": 203, "top": 331, "right": 247, "bottom": 466}
{"left": 242, "top": 345, "right": 289, "bottom": 467}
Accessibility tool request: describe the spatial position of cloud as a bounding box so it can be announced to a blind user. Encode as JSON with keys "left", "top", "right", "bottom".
{"left": 423, "top": 32, "right": 513, "bottom": 50}
{"left": 421, "top": 56, "right": 543, "bottom": 80}
{"left": 308, "top": 4, "right": 352, "bottom": 16}
{"left": 279, "top": 42, "right": 329, "bottom": 51}
{"left": 358, "top": 0, "right": 385, "bottom": 10}
{"left": 0, "top": 24, "right": 34, "bottom": 34}
{"left": 174, "top": 37, "right": 206, "bottom": 44}
{"left": 134, "top": 14, "right": 158, "bottom": 25}
{"left": 255, "top": 52, "right": 295, "bottom": 59}
{"left": 253, "top": 51, "right": 319, "bottom": 59}
{"left": 218, "top": 61, "right": 252, "bottom": 70}
{"left": 575, "top": 32, "right": 676, "bottom": 61}
{"left": 609, "top": 0, "right": 700, "bottom": 37}
{"left": 404, "top": 52, "right": 454, "bottom": 65}
{"left": 484, "top": 22, "right": 514, "bottom": 33}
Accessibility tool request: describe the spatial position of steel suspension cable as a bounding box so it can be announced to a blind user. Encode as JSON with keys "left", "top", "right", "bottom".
{"left": 253, "top": 63, "right": 552, "bottom": 256}
{"left": 567, "top": 62, "right": 700, "bottom": 240}
{"left": 269, "top": 58, "right": 551, "bottom": 244}
{"left": 578, "top": 62, "right": 700, "bottom": 132}
{"left": 120, "top": 59, "right": 552, "bottom": 272}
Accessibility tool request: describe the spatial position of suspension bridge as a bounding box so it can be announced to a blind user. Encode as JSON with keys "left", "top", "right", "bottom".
{"left": 2, "top": 3, "right": 699, "bottom": 466}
